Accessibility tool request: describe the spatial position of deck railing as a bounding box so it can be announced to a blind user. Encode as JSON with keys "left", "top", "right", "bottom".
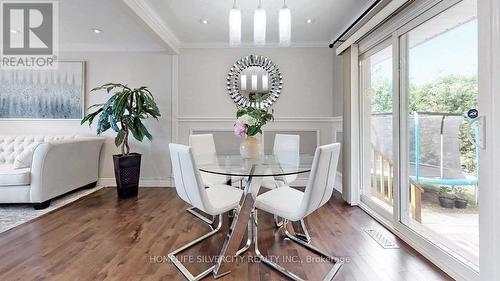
{"left": 371, "top": 145, "right": 423, "bottom": 222}
{"left": 371, "top": 146, "right": 393, "bottom": 205}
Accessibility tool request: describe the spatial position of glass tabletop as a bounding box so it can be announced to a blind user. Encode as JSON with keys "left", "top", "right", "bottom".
{"left": 196, "top": 154, "right": 314, "bottom": 177}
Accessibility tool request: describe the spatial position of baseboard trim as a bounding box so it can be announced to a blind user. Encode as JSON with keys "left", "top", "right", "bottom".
{"left": 97, "top": 178, "right": 173, "bottom": 188}
{"left": 98, "top": 174, "right": 341, "bottom": 191}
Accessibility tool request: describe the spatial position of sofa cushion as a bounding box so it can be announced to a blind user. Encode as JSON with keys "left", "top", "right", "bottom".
{"left": 13, "top": 142, "right": 40, "bottom": 169}
{"left": 0, "top": 136, "right": 79, "bottom": 165}
{"left": 0, "top": 165, "right": 30, "bottom": 186}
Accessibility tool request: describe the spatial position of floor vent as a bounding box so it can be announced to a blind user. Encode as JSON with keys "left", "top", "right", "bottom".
{"left": 363, "top": 228, "right": 400, "bottom": 249}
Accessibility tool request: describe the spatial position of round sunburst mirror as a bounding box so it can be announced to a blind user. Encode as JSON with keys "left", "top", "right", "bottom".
{"left": 227, "top": 55, "right": 283, "bottom": 109}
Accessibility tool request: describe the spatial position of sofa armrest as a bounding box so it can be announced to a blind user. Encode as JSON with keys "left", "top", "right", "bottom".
{"left": 29, "top": 137, "right": 105, "bottom": 202}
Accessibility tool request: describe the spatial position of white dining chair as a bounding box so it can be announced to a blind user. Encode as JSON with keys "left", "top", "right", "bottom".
{"left": 188, "top": 134, "right": 237, "bottom": 224}
{"left": 260, "top": 134, "right": 302, "bottom": 229}
{"left": 261, "top": 134, "right": 300, "bottom": 189}
{"left": 190, "top": 134, "right": 244, "bottom": 186}
{"left": 168, "top": 144, "right": 243, "bottom": 281}
{"left": 253, "top": 143, "right": 342, "bottom": 281}
{"left": 189, "top": 134, "right": 229, "bottom": 187}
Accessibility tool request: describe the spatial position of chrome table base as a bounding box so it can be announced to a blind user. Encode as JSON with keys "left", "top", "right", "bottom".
{"left": 212, "top": 170, "right": 261, "bottom": 278}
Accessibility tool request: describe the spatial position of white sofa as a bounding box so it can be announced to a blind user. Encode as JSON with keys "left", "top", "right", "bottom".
{"left": 0, "top": 136, "right": 105, "bottom": 209}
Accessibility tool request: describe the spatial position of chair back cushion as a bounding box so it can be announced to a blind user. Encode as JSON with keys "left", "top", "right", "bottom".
{"left": 273, "top": 134, "right": 300, "bottom": 155}
{"left": 273, "top": 134, "right": 300, "bottom": 183}
{"left": 169, "top": 143, "right": 209, "bottom": 211}
{"left": 189, "top": 134, "right": 218, "bottom": 165}
{"left": 0, "top": 136, "right": 78, "bottom": 165}
{"left": 298, "top": 143, "right": 341, "bottom": 218}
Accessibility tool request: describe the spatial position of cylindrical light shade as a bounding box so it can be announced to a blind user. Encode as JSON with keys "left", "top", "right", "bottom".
{"left": 254, "top": 7, "right": 266, "bottom": 46}
{"left": 279, "top": 6, "right": 291, "bottom": 46}
{"left": 240, "top": 75, "right": 247, "bottom": 90}
{"left": 251, "top": 75, "right": 258, "bottom": 90}
{"left": 262, "top": 75, "right": 268, "bottom": 91}
{"left": 229, "top": 7, "right": 241, "bottom": 46}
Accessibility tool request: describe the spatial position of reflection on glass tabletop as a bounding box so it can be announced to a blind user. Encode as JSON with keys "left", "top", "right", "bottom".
{"left": 196, "top": 154, "right": 314, "bottom": 177}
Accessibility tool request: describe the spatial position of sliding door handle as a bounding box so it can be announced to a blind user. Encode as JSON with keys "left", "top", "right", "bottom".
{"left": 467, "top": 116, "right": 485, "bottom": 149}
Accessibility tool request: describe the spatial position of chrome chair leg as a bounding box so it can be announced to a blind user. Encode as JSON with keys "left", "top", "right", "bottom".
{"left": 283, "top": 220, "right": 343, "bottom": 280}
{"left": 186, "top": 207, "right": 215, "bottom": 225}
{"left": 274, "top": 215, "right": 284, "bottom": 228}
{"left": 254, "top": 211, "right": 342, "bottom": 281}
{"left": 292, "top": 219, "right": 311, "bottom": 243}
{"left": 168, "top": 214, "right": 223, "bottom": 281}
{"left": 253, "top": 210, "right": 305, "bottom": 281}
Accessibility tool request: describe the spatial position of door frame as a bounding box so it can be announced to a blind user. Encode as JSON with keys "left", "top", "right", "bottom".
{"left": 478, "top": 0, "right": 500, "bottom": 279}
{"left": 350, "top": 0, "right": 483, "bottom": 280}
{"left": 358, "top": 38, "right": 395, "bottom": 222}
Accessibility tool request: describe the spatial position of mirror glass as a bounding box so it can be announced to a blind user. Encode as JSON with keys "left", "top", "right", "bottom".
{"left": 227, "top": 55, "right": 283, "bottom": 109}
{"left": 239, "top": 66, "right": 270, "bottom": 102}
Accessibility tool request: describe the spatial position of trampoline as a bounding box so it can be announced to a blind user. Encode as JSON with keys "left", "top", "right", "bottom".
{"left": 371, "top": 112, "right": 479, "bottom": 189}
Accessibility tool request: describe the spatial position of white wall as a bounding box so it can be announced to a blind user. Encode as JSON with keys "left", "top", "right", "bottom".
{"left": 176, "top": 47, "right": 343, "bottom": 187}
{"left": 176, "top": 48, "right": 342, "bottom": 148}
{"left": 0, "top": 47, "right": 344, "bottom": 188}
{"left": 0, "top": 52, "right": 173, "bottom": 186}
{"left": 178, "top": 47, "right": 338, "bottom": 117}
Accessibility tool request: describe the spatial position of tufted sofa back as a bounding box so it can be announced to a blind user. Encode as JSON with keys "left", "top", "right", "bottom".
{"left": 0, "top": 135, "right": 80, "bottom": 165}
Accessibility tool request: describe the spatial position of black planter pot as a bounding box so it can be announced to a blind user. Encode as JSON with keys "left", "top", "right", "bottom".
{"left": 113, "top": 153, "right": 141, "bottom": 198}
{"left": 455, "top": 198, "right": 468, "bottom": 209}
{"left": 438, "top": 196, "right": 455, "bottom": 209}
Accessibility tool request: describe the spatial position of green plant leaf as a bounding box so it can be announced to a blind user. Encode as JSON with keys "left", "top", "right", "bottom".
{"left": 81, "top": 108, "right": 103, "bottom": 125}
{"left": 115, "top": 130, "right": 126, "bottom": 146}
{"left": 82, "top": 83, "right": 161, "bottom": 153}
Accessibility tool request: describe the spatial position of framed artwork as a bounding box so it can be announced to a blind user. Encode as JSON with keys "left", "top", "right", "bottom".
{"left": 0, "top": 61, "right": 85, "bottom": 119}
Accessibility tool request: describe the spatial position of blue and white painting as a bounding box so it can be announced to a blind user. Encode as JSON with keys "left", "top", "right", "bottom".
{"left": 0, "top": 61, "right": 84, "bottom": 119}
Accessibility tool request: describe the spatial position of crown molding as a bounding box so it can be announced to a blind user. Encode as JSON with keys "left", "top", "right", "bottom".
{"left": 124, "top": 0, "right": 181, "bottom": 54}
{"left": 180, "top": 41, "right": 330, "bottom": 49}
{"left": 59, "top": 44, "right": 168, "bottom": 53}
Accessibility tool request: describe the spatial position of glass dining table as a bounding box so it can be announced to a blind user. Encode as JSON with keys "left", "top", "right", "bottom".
{"left": 195, "top": 153, "right": 314, "bottom": 278}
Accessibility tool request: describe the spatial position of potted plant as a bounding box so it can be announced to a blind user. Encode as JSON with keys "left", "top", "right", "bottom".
{"left": 81, "top": 83, "right": 161, "bottom": 198}
{"left": 454, "top": 187, "right": 468, "bottom": 209}
{"left": 438, "top": 186, "right": 455, "bottom": 208}
{"left": 234, "top": 107, "right": 274, "bottom": 159}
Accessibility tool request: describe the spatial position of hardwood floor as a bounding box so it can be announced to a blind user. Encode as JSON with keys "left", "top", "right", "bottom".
{"left": 0, "top": 187, "right": 452, "bottom": 281}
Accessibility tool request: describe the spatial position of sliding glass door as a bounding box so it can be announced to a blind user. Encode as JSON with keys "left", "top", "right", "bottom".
{"left": 359, "top": 0, "right": 479, "bottom": 274}
{"left": 360, "top": 44, "right": 394, "bottom": 219}
{"left": 399, "top": 0, "right": 479, "bottom": 268}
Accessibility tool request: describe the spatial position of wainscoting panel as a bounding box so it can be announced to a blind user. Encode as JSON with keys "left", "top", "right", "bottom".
{"left": 263, "top": 130, "right": 318, "bottom": 155}
{"left": 178, "top": 116, "right": 343, "bottom": 188}
{"left": 192, "top": 130, "right": 240, "bottom": 154}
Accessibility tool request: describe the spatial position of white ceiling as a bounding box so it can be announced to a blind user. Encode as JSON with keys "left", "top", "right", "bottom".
{"left": 143, "top": 0, "right": 373, "bottom": 47}
{"left": 58, "top": 0, "right": 166, "bottom": 52}
{"left": 55, "top": 0, "right": 374, "bottom": 52}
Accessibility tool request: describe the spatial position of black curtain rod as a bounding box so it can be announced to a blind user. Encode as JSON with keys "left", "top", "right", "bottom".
{"left": 329, "top": 0, "right": 382, "bottom": 48}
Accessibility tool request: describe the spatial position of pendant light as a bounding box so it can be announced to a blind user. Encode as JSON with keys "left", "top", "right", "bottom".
{"left": 229, "top": 0, "right": 241, "bottom": 46}
{"left": 279, "top": 0, "right": 291, "bottom": 46}
{"left": 254, "top": 0, "right": 266, "bottom": 46}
